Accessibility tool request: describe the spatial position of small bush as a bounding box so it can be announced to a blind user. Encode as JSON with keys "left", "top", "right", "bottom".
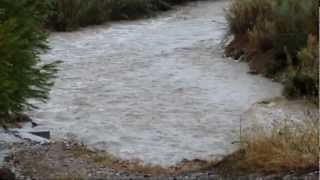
{"left": 284, "top": 71, "right": 315, "bottom": 100}
{"left": 0, "top": 0, "right": 58, "bottom": 123}
{"left": 271, "top": 0, "right": 318, "bottom": 56}
{"left": 284, "top": 35, "right": 319, "bottom": 102}
{"left": 299, "top": 35, "right": 319, "bottom": 95}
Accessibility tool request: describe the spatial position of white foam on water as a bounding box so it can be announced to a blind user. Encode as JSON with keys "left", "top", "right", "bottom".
{"left": 30, "top": 1, "right": 282, "bottom": 166}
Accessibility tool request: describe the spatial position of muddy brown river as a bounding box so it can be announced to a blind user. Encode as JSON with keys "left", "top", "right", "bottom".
{"left": 30, "top": 0, "right": 282, "bottom": 165}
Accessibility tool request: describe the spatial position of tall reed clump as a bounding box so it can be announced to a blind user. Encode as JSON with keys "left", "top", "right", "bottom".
{"left": 226, "top": 0, "right": 319, "bottom": 103}
{"left": 48, "top": 0, "right": 195, "bottom": 31}
{"left": 236, "top": 115, "right": 319, "bottom": 173}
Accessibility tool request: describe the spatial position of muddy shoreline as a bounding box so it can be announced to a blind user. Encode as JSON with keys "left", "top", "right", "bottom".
{"left": 28, "top": 0, "right": 282, "bottom": 166}
{"left": 1, "top": 97, "right": 318, "bottom": 180}
{"left": 0, "top": 0, "right": 318, "bottom": 179}
{"left": 0, "top": 134, "right": 318, "bottom": 180}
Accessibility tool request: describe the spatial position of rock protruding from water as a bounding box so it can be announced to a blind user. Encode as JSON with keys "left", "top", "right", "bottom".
{"left": 29, "top": 131, "right": 50, "bottom": 139}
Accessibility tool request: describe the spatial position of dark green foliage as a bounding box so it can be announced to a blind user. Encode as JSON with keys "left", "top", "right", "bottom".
{"left": 284, "top": 35, "right": 319, "bottom": 103}
{"left": 0, "top": 0, "right": 58, "bottom": 123}
{"left": 264, "top": 58, "right": 287, "bottom": 77}
{"left": 48, "top": 0, "right": 112, "bottom": 31}
{"left": 226, "top": 0, "right": 273, "bottom": 35}
{"left": 284, "top": 73, "right": 317, "bottom": 99}
{"left": 271, "top": 0, "right": 318, "bottom": 56}
{"left": 109, "top": 0, "right": 153, "bottom": 20}
{"left": 226, "top": 0, "right": 319, "bottom": 103}
{"left": 48, "top": 0, "right": 199, "bottom": 31}
{"left": 272, "top": 0, "right": 318, "bottom": 102}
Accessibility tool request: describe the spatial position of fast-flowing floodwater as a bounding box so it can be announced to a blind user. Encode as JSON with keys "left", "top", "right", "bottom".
{"left": 31, "top": 0, "right": 282, "bottom": 165}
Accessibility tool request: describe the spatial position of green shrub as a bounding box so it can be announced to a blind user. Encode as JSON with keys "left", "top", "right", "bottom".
{"left": 49, "top": 0, "right": 83, "bottom": 31}
{"left": 226, "top": 0, "right": 319, "bottom": 102}
{"left": 271, "top": 0, "right": 318, "bottom": 57}
{"left": 299, "top": 35, "right": 319, "bottom": 91}
{"left": 150, "top": 0, "right": 171, "bottom": 11}
{"left": 284, "top": 35, "right": 319, "bottom": 103}
{"left": 48, "top": 0, "right": 111, "bottom": 31}
{"left": 274, "top": 0, "right": 318, "bottom": 102}
{"left": 48, "top": 0, "right": 198, "bottom": 31}
{"left": 226, "top": 0, "right": 273, "bottom": 35}
{"left": 49, "top": 0, "right": 155, "bottom": 31}
{"left": 0, "top": 0, "right": 58, "bottom": 123}
{"left": 108, "top": 0, "right": 153, "bottom": 20}
{"left": 80, "top": 0, "right": 111, "bottom": 25}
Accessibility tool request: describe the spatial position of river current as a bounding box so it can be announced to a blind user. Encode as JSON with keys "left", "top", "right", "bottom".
{"left": 31, "top": 0, "right": 282, "bottom": 165}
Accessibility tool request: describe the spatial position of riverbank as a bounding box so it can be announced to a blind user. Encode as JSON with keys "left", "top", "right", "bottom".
{"left": 48, "top": 0, "right": 206, "bottom": 31}
{"left": 1, "top": 97, "right": 318, "bottom": 179}
{"left": 1, "top": 140, "right": 319, "bottom": 180}
{"left": 0, "top": 0, "right": 318, "bottom": 179}
{"left": 28, "top": 0, "right": 284, "bottom": 166}
{"left": 224, "top": 0, "right": 318, "bottom": 103}
{"left": 1, "top": 135, "right": 318, "bottom": 180}
{"left": 223, "top": 1, "right": 319, "bottom": 175}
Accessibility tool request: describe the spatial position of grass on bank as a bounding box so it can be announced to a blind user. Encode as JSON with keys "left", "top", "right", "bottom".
{"left": 48, "top": 0, "right": 196, "bottom": 31}
{"left": 225, "top": 0, "right": 319, "bottom": 103}
{"left": 224, "top": 0, "right": 319, "bottom": 173}
{"left": 241, "top": 116, "right": 319, "bottom": 173}
{"left": 216, "top": 115, "right": 319, "bottom": 174}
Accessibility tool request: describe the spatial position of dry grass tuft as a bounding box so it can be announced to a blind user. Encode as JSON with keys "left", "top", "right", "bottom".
{"left": 217, "top": 114, "right": 319, "bottom": 174}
